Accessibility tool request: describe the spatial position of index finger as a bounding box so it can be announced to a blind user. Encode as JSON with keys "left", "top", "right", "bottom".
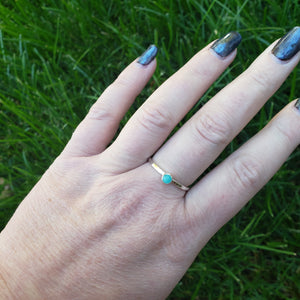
{"left": 107, "top": 32, "right": 242, "bottom": 171}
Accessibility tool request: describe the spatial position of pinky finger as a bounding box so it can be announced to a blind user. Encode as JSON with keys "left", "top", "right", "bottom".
{"left": 62, "top": 45, "right": 157, "bottom": 158}
{"left": 186, "top": 99, "right": 300, "bottom": 239}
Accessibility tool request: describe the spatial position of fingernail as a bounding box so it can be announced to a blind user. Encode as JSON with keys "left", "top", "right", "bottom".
{"left": 272, "top": 27, "right": 300, "bottom": 61}
{"left": 295, "top": 98, "right": 300, "bottom": 110}
{"left": 137, "top": 45, "right": 158, "bottom": 65}
{"left": 211, "top": 32, "right": 242, "bottom": 57}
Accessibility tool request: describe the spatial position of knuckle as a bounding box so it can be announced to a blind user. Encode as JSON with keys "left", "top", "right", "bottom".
{"left": 115, "top": 73, "right": 134, "bottom": 89}
{"left": 273, "top": 121, "right": 294, "bottom": 145}
{"left": 192, "top": 110, "right": 230, "bottom": 145}
{"left": 138, "top": 104, "right": 173, "bottom": 132}
{"left": 231, "top": 155, "right": 261, "bottom": 189}
{"left": 249, "top": 69, "right": 270, "bottom": 89}
{"left": 87, "top": 104, "right": 114, "bottom": 122}
{"left": 189, "top": 62, "right": 215, "bottom": 80}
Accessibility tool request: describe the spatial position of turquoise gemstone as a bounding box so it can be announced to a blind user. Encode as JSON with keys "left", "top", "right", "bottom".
{"left": 162, "top": 174, "right": 172, "bottom": 184}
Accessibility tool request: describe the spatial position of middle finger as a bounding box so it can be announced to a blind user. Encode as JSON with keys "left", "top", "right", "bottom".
{"left": 153, "top": 27, "right": 300, "bottom": 186}
{"left": 106, "top": 32, "right": 241, "bottom": 171}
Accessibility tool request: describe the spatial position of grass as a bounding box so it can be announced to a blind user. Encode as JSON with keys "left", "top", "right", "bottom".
{"left": 0, "top": 0, "right": 299, "bottom": 298}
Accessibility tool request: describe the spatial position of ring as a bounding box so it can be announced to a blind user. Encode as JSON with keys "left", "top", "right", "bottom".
{"left": 148, "top": 158, "right": 190, "bottom": 191}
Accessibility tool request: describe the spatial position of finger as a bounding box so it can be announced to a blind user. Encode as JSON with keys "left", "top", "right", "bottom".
{"left": 62, "top": 45, "right": 157, "bottom": 157}
{"left": 186, "top": 100, "right": 300, "bottom": 243}
{"left": 106, "top": 32, "right": 241, "bottom": 170}
{"left": 153, "top": 29, "right": 300, "bottom": 186}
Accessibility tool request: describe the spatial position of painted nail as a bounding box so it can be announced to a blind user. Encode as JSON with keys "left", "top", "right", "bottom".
{"left": 211, "top": 32, "right": 242, "bottom": 57}
{"left": 295, "top": 98, "right": 300, "bottom": 110}
{"left": 137, "top": 45, "right": 158, "bottom": 65}
{"left": 272, "top": 27, "right": 300, "bottom": 61}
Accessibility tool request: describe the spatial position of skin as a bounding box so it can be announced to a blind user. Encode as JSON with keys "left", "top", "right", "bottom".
{"left": 0, "top": 37, "right": 300, "bottom": 299}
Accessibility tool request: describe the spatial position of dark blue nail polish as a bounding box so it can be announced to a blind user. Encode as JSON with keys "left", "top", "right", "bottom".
{"left": 295, "top": 98, "right": 300, "bottom": 110}
{"left": 211, "top": 32, "right": 242, "bottom": 57}
{"left": 272, "top": 27, "right": 300, "bottom": 61}
{"left": 137, "top": 45, "right": 158, "bottom": 65}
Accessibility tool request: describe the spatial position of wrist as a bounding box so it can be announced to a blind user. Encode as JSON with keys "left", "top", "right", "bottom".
{"left": 0, "top": 222, "right": 45, "bottom": 300}
{"left": 0, "top": 244, "right": 43, "bottom": 300}
{"left": 0, "top": 268, "right": 14, "bottom": 300}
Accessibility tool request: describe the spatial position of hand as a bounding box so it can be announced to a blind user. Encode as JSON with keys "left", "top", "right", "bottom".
{"left": 1, "top": 28, "right": 300, "bottom": 299}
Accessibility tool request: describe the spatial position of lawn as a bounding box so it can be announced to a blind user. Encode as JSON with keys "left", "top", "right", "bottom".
{"left": 0, "top": 0, "right": 299, "bottom": 299}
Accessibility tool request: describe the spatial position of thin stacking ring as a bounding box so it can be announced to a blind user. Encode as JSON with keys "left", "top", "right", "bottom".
{"left": 148, "top": 158, "right": 190, "bottom": 191}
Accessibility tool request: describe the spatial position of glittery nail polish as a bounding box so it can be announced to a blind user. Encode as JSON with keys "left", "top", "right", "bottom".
{"left": 295, "top": 98, "right": 300, "bottom": 110}
{"left": 272, "top": 27, "right": 300, "bottom": 61}
{"left": 211, "top": 32, "right": 242, "bottom": 57}
{"left": 137, "top": 45, "right": 158, "bottom": 65}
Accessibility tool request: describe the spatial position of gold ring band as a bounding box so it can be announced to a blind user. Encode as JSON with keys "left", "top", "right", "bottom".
{"left": 148, "top": 158, "right": 190, "bottom": 191}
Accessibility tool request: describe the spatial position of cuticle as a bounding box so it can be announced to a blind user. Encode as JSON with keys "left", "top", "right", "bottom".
{"left": 294, "top": 98, "right": 300, "bottom": 111}
{"left": 209, "top": 47, "right": 236, "bottom": 60}
{"left": 271, "top": 47, "right": 300, "bottom": 64}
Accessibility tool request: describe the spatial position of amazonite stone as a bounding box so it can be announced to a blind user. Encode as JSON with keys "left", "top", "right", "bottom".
{"left": 162, "top": 174, "right": 172, "bottom": 184}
